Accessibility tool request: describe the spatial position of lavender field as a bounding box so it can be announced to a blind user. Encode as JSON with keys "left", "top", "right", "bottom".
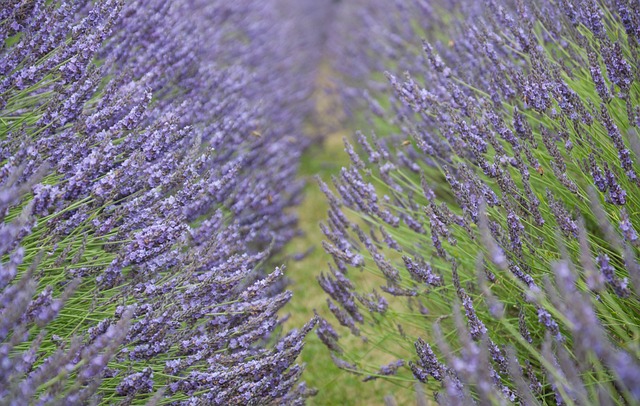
{"left": 1, "top": 0, "right": 640, "bottom": 405}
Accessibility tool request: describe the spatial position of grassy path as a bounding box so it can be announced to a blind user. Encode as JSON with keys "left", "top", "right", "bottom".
{"left": 281, "top": 139, "right": 400, "bottom": 405}
{"left": 278, "top": 66, "right": 415, "bottom": 404}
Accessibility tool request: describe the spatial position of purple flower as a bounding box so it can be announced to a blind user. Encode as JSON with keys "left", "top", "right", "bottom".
{"left": 403, "top": 256, "right": 442, "bottom": 286}
{"left": 116, "top": 368, "right": 154, "bottom": 396}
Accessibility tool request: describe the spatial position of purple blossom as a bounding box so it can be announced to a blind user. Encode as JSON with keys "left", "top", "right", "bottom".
{"left": 116, "top": 368, "right": 154, "bottom": 396}
{"left": 596, "top": 253, "right": 630, "bottom": 297}
{"left": 601, "top": 41, "right": 633, "bottom": 94}
{"left": 619, "top": 208, "right": 638, "bottom": 244}
{"left": 412, "top": 338, "right": 446, "bottom": 382}
{"left": 403, "top": 256, "right": 442, "bottom": 286}
{"left": 603, "top": 163, "right": 627, "bottom": 205}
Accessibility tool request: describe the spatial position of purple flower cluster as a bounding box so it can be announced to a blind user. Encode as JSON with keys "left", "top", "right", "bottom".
{"left": 1, "top": 0, "right": 329, "bottom": 403}
{"left": 318, "top": 0, "right": 640, "bottom": 403}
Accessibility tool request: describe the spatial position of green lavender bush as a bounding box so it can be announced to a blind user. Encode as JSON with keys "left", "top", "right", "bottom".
{"left": 0, "top": 1, "right": 325, "bottom": 404}
{"left": 318, "top": 0, "right": 640, "bottom": 403}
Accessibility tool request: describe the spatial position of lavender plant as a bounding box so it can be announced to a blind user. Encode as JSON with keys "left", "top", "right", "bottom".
{"left": 0, "top": 1, "right": 322, "bottom": 404}
{"left": 320, "top": 0, "right": 640, "bottom": 403}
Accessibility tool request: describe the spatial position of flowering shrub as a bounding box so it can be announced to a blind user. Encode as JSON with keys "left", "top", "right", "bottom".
{"left": 0, "top": 1, "right": 322, "bottom": 404}
{"left": 320, "top": 0, "right": 640, "bottom": 403}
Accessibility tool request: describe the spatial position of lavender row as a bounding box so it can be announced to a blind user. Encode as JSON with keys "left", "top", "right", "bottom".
{"left": 319, "top": 0, "right": 640, "bottom": 403}
{"left": 0, "top": 0, "right": 326, "bottom": 404}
